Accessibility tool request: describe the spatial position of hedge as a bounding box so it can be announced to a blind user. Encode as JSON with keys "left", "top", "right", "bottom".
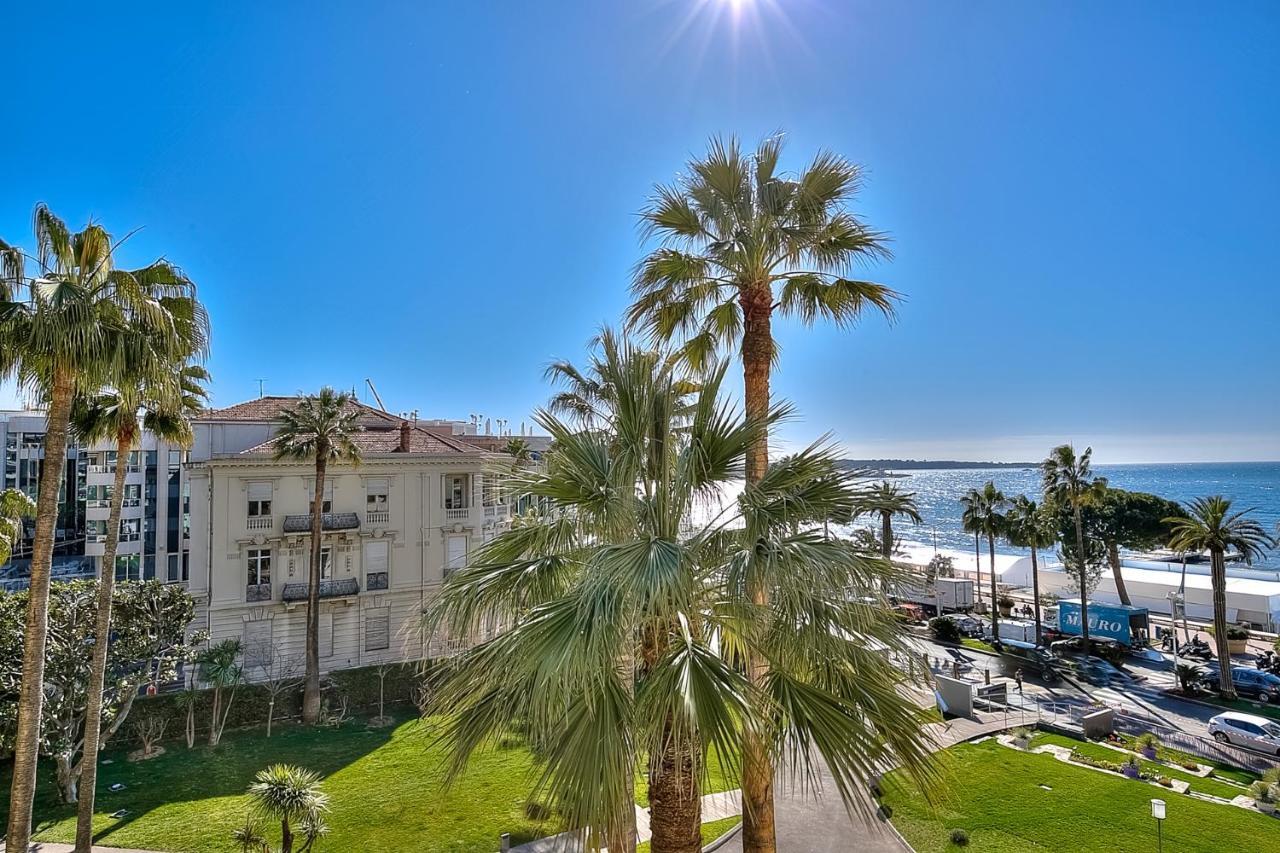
{"left": 120, "top": 659, "right": 432, "bottom": 749}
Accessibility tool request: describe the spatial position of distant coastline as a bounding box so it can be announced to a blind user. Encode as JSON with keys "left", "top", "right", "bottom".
{"left": 839, "top": 459, "right": 1037, "bottom": 472}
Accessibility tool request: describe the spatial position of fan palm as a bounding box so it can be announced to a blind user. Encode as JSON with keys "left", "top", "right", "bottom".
{"left": 246, "top": 764, "right": 330, "bottom": 853}
{"left": 625, "top": 136, "right": 900, "bottom": 850}
{"left": 959, "top": 489, "right": 985, "bottom": 608}
{"left": 0, "top": 204, "right": 207, "bottom": 850}
{"left": 853, "top": 481, "right": 922, "bottom": 561}
{"left": 959, "top": 482, "right": 1009, "bottom": 641}
{"left": 1005, "top": 496, "right": 1055, "bottom": 646}
{"left": 272, "top": 389, "right": 363, "bottom": 724}
{"left": 68, "top": 363, "right": 209, "bottom": 851}
{"left": 1165, "top": 497, "right": 1274, "bottom": 700}
{"left": 0, "top": 488, "right": 37, "bottom": 565}
{"left": 1041, "top": 445, "right": 1106, "bottom": 648}
{"left": 427, "top": 340, "right": 937, "bottom": 853}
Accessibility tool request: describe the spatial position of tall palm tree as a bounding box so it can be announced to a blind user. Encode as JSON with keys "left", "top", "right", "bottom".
{"left": 1041, "top": 445, "right": 1106, "bottom": 649}
{"left": 625, "top": 136, "right": 900, "bottom": 852}
{"left": 959, "top": 488, "right": 985, "bottom": 608}
{"left": 0, "top": 489, "right": 36, "bottom": 566}
{"left": 1165, "top": 497, "right": 1273, "bottom": 700}
{"left": 853, "top": 481, "right": 922, "bottom": 561}
{"left": 427, "top": 341, "right": 937, "bottom": 853}
{"left": 246, "top": 764, "right": 330, "bottom": 853}
{"left": 1005, "top": 495, "right": 1055, "bottom": 646}
{"left": 273, "top": 389, "right": 363, "bottom": 725}
{"left": 0, "top": 205, "right": 206, "bottom": 850}
{"left": 69, "top": 363, "right": 209, "bottom": 851}
{"left": 959, "top": 482, "right": 1009, "bottom": 642}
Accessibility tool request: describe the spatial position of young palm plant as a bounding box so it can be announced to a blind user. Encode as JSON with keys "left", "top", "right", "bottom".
{"left": 0, "top": 488, "right": 37, "bottom": 566}
{"left": 273, "top": 389, "right": 363, "bottom": 724}
{"left": 1165, "top": 497, "right": 1274, "bottom": 700}
{"left": 625, "top": 135, "right": 901, "bottom": 852}
{"left": 852, "top": 481, "right": 922, "bottom": 561}
{"left": 426, "top": 340, "right": 938, "bottom": 853}
{"left": 959, "top": 482, "right": 1009, "bottom": 642}
{"left": 1004, "top": 495, "right": 1055, "bottom": 646}
{"left": 244, "top": 764, "right": 330, "bottom": 853}
{"left": 1041, "top": 445, "right": 1106, "bottom": 648}
{"left": 69, "top": 363, "right": 209, "bottom": 850}
{"left": 0, "top": 204, "right": 206, "bottom": 849}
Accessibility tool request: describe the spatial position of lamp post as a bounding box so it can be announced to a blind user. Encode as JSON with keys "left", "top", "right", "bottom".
{"left": 1151, "top": 798, "right": 1165, "bottom": 853}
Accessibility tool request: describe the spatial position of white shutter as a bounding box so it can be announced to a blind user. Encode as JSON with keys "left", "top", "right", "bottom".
{"left": 364, "top": 540, "right": 389, "bottom": 572}
{"left": 366, "top": 478, "right": 389, "bottom": 497}
{"left": 307, "top": 480, "right": 335, "bottom": 500}
{"left": 365, "top": 606, "right": 390, "bottom": 651}
{"left": 446, "top": 535, "right": 468, "bottom": 571}
{"left": 319, "top": 612, "right": 334, "bottom": 658}
{"left": 247, "top": 481, "right": 272, "bottom": 501}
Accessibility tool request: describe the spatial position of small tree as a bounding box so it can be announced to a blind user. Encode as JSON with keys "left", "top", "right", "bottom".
{"left": 199, "top": 639, "right": 244, "bottom": 747}
{"left": 371, "top": 664, "right": 394, "bottom": 727}
{"left": 924, "top": 554, "right": 954, "bottom": 585}
{"left": 251, "top": 647, "right": 302, "bottom": 738}
{"left": 1174, "top": 663, "right": 1203, "bottom": 695}
{"left": 132, "top": 714, "right": 169, "bottom": 760}
{"left": 176, "top": 686, "right": 200, "bottom": 749}
{"left": 243, "top": 764, "right": 330, "bottom": 853}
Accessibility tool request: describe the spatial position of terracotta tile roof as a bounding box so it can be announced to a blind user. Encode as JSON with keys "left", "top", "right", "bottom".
{"left": 198, "top": 396, "right": 402, "bottom": 429}
{"left": 237, "top": 424, "right": 484, "bottom": 457}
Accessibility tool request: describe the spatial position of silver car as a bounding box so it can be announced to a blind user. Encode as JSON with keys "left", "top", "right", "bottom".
{"left": 1207, "top": 711, "right": 1280, "bottom": 755}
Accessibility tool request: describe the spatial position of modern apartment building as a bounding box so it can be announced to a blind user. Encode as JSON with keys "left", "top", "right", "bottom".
{"left": 1, "top": 410, "right": 192, "bottom": 590}
{"left": 185, "top": 397, "right": 512, "bottom": 677}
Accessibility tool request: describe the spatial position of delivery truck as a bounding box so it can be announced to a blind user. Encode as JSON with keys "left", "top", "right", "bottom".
{"left": 935, "top": 578, "right": 975, "bottom": 613}
{"left": 1057, "top": 599, "right": 1150, "bottom": 649}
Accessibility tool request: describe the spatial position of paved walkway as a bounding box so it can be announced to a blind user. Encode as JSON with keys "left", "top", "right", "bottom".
{"left": 510, "top": 789, "right": 744, "bottom": 853}
{"left": 21, "top": 844, "right": 165, "bottom": 853}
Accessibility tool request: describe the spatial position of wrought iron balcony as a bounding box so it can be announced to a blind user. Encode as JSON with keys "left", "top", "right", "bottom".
{"left": 245, "top": 582, "right": 273, "bottom": 602}
{"left": 365, "top": 571, "right": 389, "bottom": 591}
{"left": 282, "top": 512, "right": 361, "bottom": 533}
{"left": 281, "top": 577, "right": 360, "bottom": 601}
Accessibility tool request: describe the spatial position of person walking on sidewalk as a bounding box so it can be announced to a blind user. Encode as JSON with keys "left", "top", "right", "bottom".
{"left": 1014, "top": 668, "right": 1024, "bottom": 694}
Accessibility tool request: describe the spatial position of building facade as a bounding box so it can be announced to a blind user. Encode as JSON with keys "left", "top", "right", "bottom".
{"left": 1, "top": 410, "right": 192, "bottom": 590}
{"left": 186, "top": 397, "right": 512, "bottom": 678}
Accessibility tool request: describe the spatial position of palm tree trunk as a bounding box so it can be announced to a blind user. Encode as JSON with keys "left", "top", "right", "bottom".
{"left": 303, "top": 455, "right": 327, "bottom": 725}
{"left": 73, "top": 430, "right": 132, "bottom": 850}
{"left": 1210, "top": 548, "right": 1235, "bottom": 700}
{"left": 738, "top": 282, "right": 775, "bottom": 853}
{"left": 881, "top": 512, "right": 892, "bottom": 561}
{"left": 1107, "top": 540, "right": 1131, "bottom": 605}
{"left": 1030, "top": 545, "right": 1042, "bottom": 647}
{"left": 281, "top": 817, "right": 293, "bottom": 853}
{"left": 973, "top": 531, "right": 983, "bottom": 608}
{"left": 988, "top": 533, "right": 1000, "bottom": 643}
{"left": 648, "top": 720, "right": 702, "bottom": 853}
{"left": 7, "top": 364, "right": 75, "bottom": 851}
{"left": 1072, "top": 501, "right": 1090, "bottom": 648}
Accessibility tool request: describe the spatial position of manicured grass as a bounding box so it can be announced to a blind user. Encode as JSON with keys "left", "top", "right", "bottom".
{"left": 1, "top": 708, "right": 741, "bottom": 853}
{"left": 1029, "top": 733, "right": 1249, "bottom": 801}
{"left": 961, "top": 638, "right": 996, "bottom": 653}
{"left": 881, "top": 739, "right": 1276, "bottom": 853}
{"left": 636, "top": 816, "right": 741, "bottom": 853}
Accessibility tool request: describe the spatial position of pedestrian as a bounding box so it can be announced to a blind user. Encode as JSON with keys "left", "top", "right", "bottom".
{"left": 1015, "top": 667, "right": 1024, "bottom": 694}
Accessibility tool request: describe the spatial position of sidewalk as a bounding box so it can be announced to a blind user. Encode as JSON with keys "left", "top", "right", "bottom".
{"left": 509, "top": 789, "right": 743, "bottom": 853}
{"left": 22, "top": 844, "right": 165, "bottom": 853}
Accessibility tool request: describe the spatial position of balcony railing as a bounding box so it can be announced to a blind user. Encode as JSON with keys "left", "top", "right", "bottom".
{"left": 247, "top": 515, "right": 274, "bottom": 531}
{"left": 365, "top": 571, "right": 389, "bottom": 591}
{"left": 444, "top": 507, "right": 471, "bottom": 521}
{"left": 365, "top": 510, "right": 390, "bottom": 526}
{"left": 283, "top": 512, "right": 361, "bottom": 533}
{"left": 245, "top": 582, "right": 273, "bottom": 602}
{"left": 281, "top": 577, "right": 359, "bottom": 602}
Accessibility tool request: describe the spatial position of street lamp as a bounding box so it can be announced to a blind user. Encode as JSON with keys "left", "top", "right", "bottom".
{"left": 1150, "top": 798, "right": 1165, "bottom": 853}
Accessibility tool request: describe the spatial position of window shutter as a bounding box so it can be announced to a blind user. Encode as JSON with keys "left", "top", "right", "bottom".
{"left": 446, "top": 535, "right": 467, "bottom": 570}
{"left": 247, "top": 481, "right": 272, "bottom": 501}
{"left": 364, "top": 540, "right": 389, "bottom": 572}
{"left": 319, "top": 612, "right": 334, "bottom": 658}
{"left": 365, "top": 606, "right": 390, "bottom": 651}
{"left": 366, "top": 478, "right": 389, "bottom": 496}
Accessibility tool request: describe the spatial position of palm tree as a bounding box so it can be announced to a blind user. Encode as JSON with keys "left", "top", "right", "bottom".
{"left": 427, "top": 341, "right": 937, "bottom": 853}
{"left": 246, "top": 764, "right": 330, "bottom": 853}
{"left": 0, "top": 488, "right": 36, "bottom": 566}
{"left": 1165, "top": 497, "right": 1274, "bottom": 700}
{"left": 502, "top": 437, "right": 531, "bottom": 462}
{"left": 625, "top": 136, "right": 900, "bottom": 851}
{"left": 853, "top": 481, "right": 922, "bottom": 561}
{"left": 959, "top": 488, "right": 984, "bottom": 608}
{"left": 1005, "top": 495, "right": 1055, "bottom": 646}
{"left": 959, "top": 482, "right": 1009, "bottom": 642}
{"left": 0, "top": 205, "right": 206, "bottom": 850}
{"left": 273, "top": 389, "right": 363, "bottom": 724}
{"left": 1041, "top": 445, "right": 1106, "bottom": 649}
{"left": 69, "top": 364, "right": 209, "bottom": 851}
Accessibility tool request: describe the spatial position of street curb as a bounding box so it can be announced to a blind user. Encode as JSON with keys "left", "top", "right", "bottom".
{"left": 701, "top": 820, "right": 742, "bottom": 852}
{"left": 1155, "top": 688, "right": 1280, "bottom": 719}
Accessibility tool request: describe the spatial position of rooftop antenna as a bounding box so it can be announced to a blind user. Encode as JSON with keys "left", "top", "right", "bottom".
{"left": 365, "top": 379, "right": 388, "bottom": 413}
{"left": 256, "top": 379, "right": 266, "bottom": 398}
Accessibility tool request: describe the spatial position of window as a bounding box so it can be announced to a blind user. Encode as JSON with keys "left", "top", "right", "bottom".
{"left": 444, "top": 474, "right": 469, "bottom": 509}
{"left": 445, "top": 535, "right": 467, "bottom": 574}
{"left": 123, "top": 483, "right": 142, "bottom": 506}
{"left": 307, "top": 480, "right": 334, "bottom": 514}
{"left": 247, "top": 481, "right": 272, "bottom": 517}
{"left": 247, "top": 549, "right": 272, "bottom": 585}
{"left": 243, "top": 621, "right": 273, "bottom": 670}
{"left": 318, "top": 545, "right": 333, "bottom": 580}
{"left": 168, "top": 449, "right": 182, "bottom": 468}
{"left": 120, "top": 517, "right": 141, "bottom": 541}
{"left": 87, "top": 519, "right": 107, "bottom": 540}
{"left": 364, "top": 540, "right": 389, "bottom": 590}
{"left": 319, "top": 612, "right": 334, "bottom": 658}
{"left": 366, "top": 478, "right": 389, "bottom": 512}
{"left": 114, "top": 554, "right": 140, "bottom": 581}
{"left": 365, "top": 606, "right": 390, "bottom": 651}
{"left": 167, "top": 553, "right": 180, "bottom": 583}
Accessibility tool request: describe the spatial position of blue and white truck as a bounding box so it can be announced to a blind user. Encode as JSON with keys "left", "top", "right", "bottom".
{"left": 1057, "top": 599, "right": 1151, "bottom": 648}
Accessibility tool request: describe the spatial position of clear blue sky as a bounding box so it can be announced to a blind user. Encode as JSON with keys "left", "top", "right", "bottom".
{"left": 3, "top": 1, "right": 1277, "bottom": 463}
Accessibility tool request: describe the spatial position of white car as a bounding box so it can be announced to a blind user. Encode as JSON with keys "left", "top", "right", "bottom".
{"left": 1207, "top": 711, "right": 1280, "bottom": 755}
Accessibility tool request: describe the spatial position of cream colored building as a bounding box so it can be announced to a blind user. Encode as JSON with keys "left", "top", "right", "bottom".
{"left": 186, "top": 397, "right": 511, "bottom": 678}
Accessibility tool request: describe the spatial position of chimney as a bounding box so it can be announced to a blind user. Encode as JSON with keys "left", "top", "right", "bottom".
{"left": 398, "top": 420, "right": 411, "bottom": 453}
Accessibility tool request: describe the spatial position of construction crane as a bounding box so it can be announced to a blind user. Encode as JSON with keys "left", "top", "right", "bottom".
{"left": 365, "top": 379, "right": 388, "bottom": 413}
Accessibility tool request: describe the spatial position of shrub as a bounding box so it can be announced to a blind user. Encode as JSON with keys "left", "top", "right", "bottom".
{"left": 997, "top": 594, "right": 1015, "bottom": 609}
{"left": 1156, "top": 776, "right": 1173, "bottom": 788}
{"left": 1070, "top": 749, "right": 1122, "bottom": 773}
{"left": 930, "top": 616, "right": 961, "bottom": 643}
{"left": 1011, "top": 727, "right": 1032, "bottom": 741}
{"left": 1209, "top": 623, "right": 1251, "bottom": 641}
{"left": 949, "top": 828, "right": 970, "bottom": 847}
{"left": 1249, "top": 781, "right": 1275, "bottom": 804}
{"left": 1135, "top": 732, "right": 1160, "bottom": 752}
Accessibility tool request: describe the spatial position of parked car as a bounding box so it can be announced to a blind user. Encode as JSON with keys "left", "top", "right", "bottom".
{"left": 1200, "top": 667, "right": 1280, "bottom": 703}
{"left": 1208, "top": 711, "right": 1280, "bottom": 755}
{"left": 949, "top": 614, "right": 985, "bottom": 638}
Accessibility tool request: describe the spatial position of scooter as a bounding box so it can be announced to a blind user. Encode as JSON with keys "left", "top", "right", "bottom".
{"left": 1183, "top": 636, "right": 1214, "bottom": 661}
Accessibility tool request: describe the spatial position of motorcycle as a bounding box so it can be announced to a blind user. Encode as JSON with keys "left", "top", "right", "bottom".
{"left": 1183, "top": 636, "right": 1215, "bottom": 661}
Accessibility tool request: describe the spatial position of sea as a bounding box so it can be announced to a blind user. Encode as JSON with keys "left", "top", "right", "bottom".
{"left": 835, "top": 462, "right": 1280, "bottom": 570}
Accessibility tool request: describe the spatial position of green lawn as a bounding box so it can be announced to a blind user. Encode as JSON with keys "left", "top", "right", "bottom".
{"left": 0, "top": 708, "right": 738, "bottom": 853}
{"left": 1029, "top": 733, "right": 1250, "bottom": 801}
{"left": 880, "top": 738, "right": 1276, "bottom": 853}
{"left": 636, "top": 816, "right": 741, "bottom": 853}
{"left": 961, "top": 639, "right": 996, "bottom": 654}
